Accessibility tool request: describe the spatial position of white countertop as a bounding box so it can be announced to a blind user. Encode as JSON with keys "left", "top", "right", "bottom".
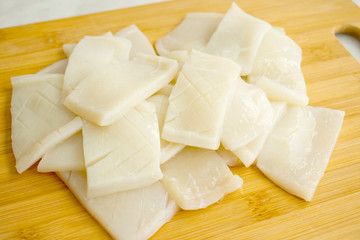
{"left": 1, "top": 0, "right": 359, "bottom": 62}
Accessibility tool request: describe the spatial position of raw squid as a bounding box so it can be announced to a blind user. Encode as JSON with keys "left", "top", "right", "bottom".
{"left": 37, "top": 132, "right": 85, "bottom": 172}
{"left": 205, "top": 2, "right": 271, "bottom": 75}
{"left": 257, "top": 106, "right": 344, "bottom": 201}
{"left": 162, "top": 50, "right": 240, "bottom": 149}
{"left": 58, "top": 171, "right": 178, "bottom": 240}
{"left": 155, "top": 12, "right": 223, "bottom": 56}
{"left": 83, "top": 102, "right": 163, "bottom": 198}
{"left": 248, "top": 27, "right": 308, "bottom": 106}
{"left": 221, "top": 79, "right": 273, "bottom": 150}
{"left": 11, "top": 74, "right": 82, "bottom": 173}
{"left": 147, "top": 94, "right": 185, "bottom": 164}
{"left": 64, "top": 53, "right": 178, "bottom": 126}
{"left": 161, "top": 147, "right": 243, "bottom": 210}
{"left": 115, "top": 24, "right": 156, "bottom": 58}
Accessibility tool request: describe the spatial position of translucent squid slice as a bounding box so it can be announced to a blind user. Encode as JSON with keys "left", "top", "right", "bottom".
{"left": 115, "top": 24, "right": 156, "bottom": 58}
{"left": 38, "top": 132, "right": 85, "bottom": 172}
{"left": 62, "top": 43, "right": 76, "bottom": 58}
{"left": 232, "top": 101, "right": 286, "bottom": 167}
{"left": 162, "top": 50, "right": 241, "bottom": 150}
{"left": 62, "top": 32, "right": 114, "bottom": 58}
{"left": 11, "top": 74, "right": 82, "bottom": 173}
{"left": 254, "top": 76, "right": 309, "bottom": 106}
{"left": 64, "top": 53, "right": 178, "bottom": 126}
{"left": 147, "top": 94, "right": 185, "bottom": 164}
{"left": 205, "top": 2, "right": 271, "bottom": 75}
{"left": 257, "top": 106, "right": 344, "bottom": 201}
{"left": 37, "top": 59, "right": 68, "bottom": 74}
{"left": 155, "top": 83, "right": 174, "bottom": 96}
{"left": 248, "top": 27, "right": 308, "bottom": 106}
{"left": 221, "top": 79, "right": 273, "bottom": 150}
{"left": 155, "top": 12, "right": 223, "bottom": 56}
{"left": 63, "top": 35, "right": 132, "bottom": 97}
{"left": 161, "top": 147, "right": 243, "bottom": 210}
{"left": 83, "top": 102, "right": 162, "bottom": 198}
{"left": 57, "top": 171, "right": 178, "bottom": 240}
{"left": 216, "top": 145, "right": 239, "bottom": 167}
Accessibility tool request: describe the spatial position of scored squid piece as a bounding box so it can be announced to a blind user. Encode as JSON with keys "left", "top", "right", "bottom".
{"left": 248, "top": 27, "right": 308, "bottom": 106}
{"left": 161, "top": 147, "right": 243, "bottom": 210}
{"left": 57, "top": 171, "right": 178, "bottom": 240}
{"left": 147, "top": 94, "right": 185, "bottom": 164}
{"left": 37, "top": 132, "right": 85, "bottom": 172}
{"left": 64, "top": 53, "right": 178, "bottom": 126}
{"left": 257, "top": 106, "right": 344, "bottom": 201}
{"left": 63, "top": 34, "right": 132, "bottom": 97}
{"left": 205, "top": 2, "right": 271, "bottom": 75}
{"left": 221, "top": 79, "right": 273, "bottom": 151}
{"left": 155, "top": 12, "right": 223, "bottom": 57}
{"left": 83, "top": 102, "right": 163, "bottom": 198}
{"left": 162, "top": 50, "right": 241, "bottom": 150}
{"left": 231, "top": 101, "right": 287, "bottom": 167}
{"left": 115, "top": 24, "right": 156, "bottom": 58}
{"left": 11, "top": 74, "right": 82, "bottom": 173}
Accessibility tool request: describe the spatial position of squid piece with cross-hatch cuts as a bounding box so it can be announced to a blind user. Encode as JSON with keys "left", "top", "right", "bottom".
{"left": 248, "top": 27, "right": 308, "bottom": 106}
{"left": 83, "top": 101, "right": 163, "bottom": 198}
{"left": 11, "top": 73, "right": 82, "bottom": 174}
{"left": 162, "top": 50, "right": 241, "bottom": 150}
{"left": 257, "top": 105, "right": 344, "bottom": 201}
{"left": 63, "top": 34, "right": 132, "bottom": 98}
{"left": 64, "top": 53, "right": 178, "bottom": 126}
{"left": 58, "top": 171, "right": 178, "bottom": 240}
{"left": 161, "top": 147, "right": 243, "bottom": 210}
{"left": 205, "top": 2, "right": 271, "bottom": 75}
{"left": 37, "top": 132, "right": 85, "bottom": 172}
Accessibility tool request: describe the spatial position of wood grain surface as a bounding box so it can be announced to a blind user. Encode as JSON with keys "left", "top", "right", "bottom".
{"left": 1, "top": 0, "right": 360, "bottom": 239}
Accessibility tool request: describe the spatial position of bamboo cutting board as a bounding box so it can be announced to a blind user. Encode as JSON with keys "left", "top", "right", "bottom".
{"left": 1, "top": 0, "right": 360, "bottom": 239}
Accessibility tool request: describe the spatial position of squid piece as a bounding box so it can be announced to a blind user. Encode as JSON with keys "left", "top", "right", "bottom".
{"left": 64, "top": 54, "right": 178, "bottom": 126}
{"left": 115, "top": 24, "right": 156, "bottom": 58}
{"left": 37, "top": 132, "right": 85, "bottom": 172}
{"left": 257, "top": 106, "right": 344, "bottom": 201}
{"left": 58, "top": 171, "right": 178, "bottom": 240}
{"left": 62, "top": 43, "right": 76, "bottom": 58}
{"left": 155, "top": 12, "right": 223, "bottom": 56}
{"left": 162, "top": 50, "right": 241, "bottom": 150}
{"left": 216, "top": 145, "right": 239, "bottom": 167}
{"left": 63, "top": 35, "right": 132, "bottom": 97}
{"left": 147, "top": 94, "right": 185, "bottom": 164}
{"left": 221, "top": 79, "right": 273, "bottom": 150}
{"left": 155, "top": 83, "right": 174, "bottom": 96}
{"left": 83, "top": 102, "right": 162, "bottom": 198}
{"left": 37, "top": 59, "right": 68, "bottom": 74}
{"left": 248, "top": 27, "right": 308, "bottom": 106}
{"left": 11, "top": 74, "right": 82, "bottom": 173}
{"left": 231, "top": 101, "right": 286, "bottom": 167}
{"left": 161, "top": 147, "right": 243, "bottom": 210}
{"left": 205, "top": 2, "right": 271, "bottom": 75}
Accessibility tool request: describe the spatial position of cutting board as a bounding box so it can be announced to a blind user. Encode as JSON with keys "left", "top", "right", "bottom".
{"left": 1, "top": 0, "right": 360, "bottom": 239}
